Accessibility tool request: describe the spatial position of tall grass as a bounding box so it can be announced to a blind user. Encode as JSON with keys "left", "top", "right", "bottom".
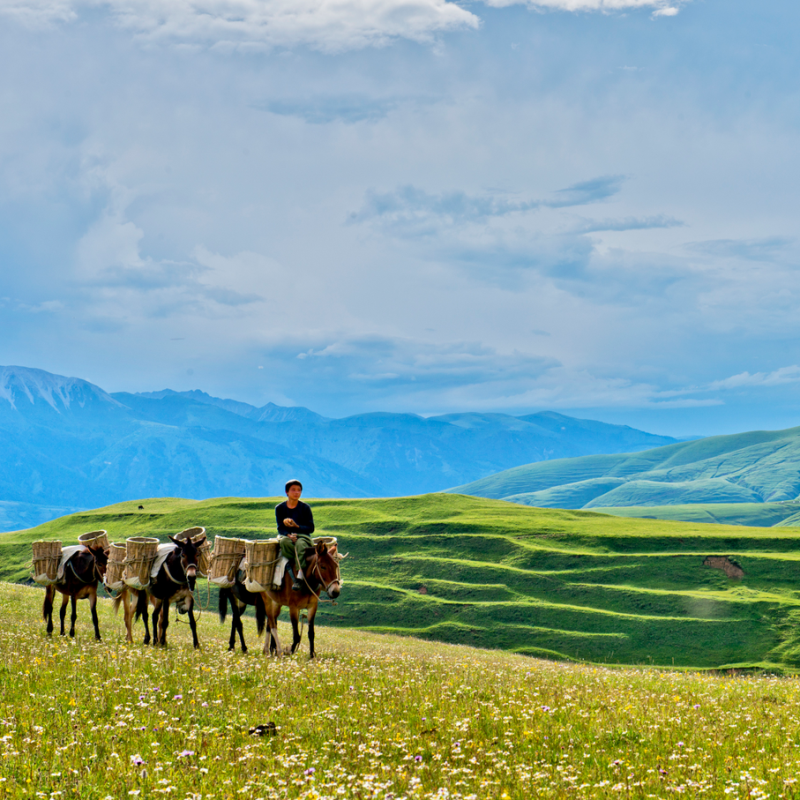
{"left": 2, "top": 583, "right": 800, "bottom": 799}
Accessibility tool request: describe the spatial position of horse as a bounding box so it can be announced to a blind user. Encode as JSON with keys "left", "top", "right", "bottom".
{"left": 218, "top": 575, "right": 268, "bottom": 653}
{"left": 259, "top": 540, "right": 342, "bottom": 658}
{"left": 114, "top": 535, "right": 205, "bottom": 648}
{"left": 43, "top": 545, "right": 109, "bottom": 641}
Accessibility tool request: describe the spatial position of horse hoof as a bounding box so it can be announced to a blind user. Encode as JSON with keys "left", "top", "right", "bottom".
{"left": 242, "top": 646, "right": 248, "bottom": 654}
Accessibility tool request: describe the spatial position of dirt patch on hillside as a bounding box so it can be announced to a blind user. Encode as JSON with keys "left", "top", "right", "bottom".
{"left": 703, "top": 556, "right": 745, "bottom": 579}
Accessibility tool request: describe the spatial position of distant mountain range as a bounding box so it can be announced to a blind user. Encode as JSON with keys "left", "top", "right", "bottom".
{"left": 450, "top": 427, "right": 800, "bottom": 525}
{"left": 0, "top": 365, "right": 678, "bottom": 531}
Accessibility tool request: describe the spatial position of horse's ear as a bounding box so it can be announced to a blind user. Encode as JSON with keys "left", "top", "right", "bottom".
{"left": 195, "top": 535, "right": 206, "bottom": 546}
{"left": 329, "top": 544, "right": 338, "bottom": 557}
{"left": 315, "top": 541, "right": 327, "bottom": 555}
{"left": 168, "top": 535, "right": 181, "bottom": 546}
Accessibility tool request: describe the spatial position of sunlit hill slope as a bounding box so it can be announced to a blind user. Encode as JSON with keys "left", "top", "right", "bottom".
{"left": 450, "top": 426, "right": 800, "bottom": 527}
{"left": 5, "top": 493, "right": 800, "bottom": 670}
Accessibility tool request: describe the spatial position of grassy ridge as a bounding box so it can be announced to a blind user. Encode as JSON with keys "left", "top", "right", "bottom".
{"left": 5, "top": 493, "right": 800, "bottom": 670}
{"left": 449, "top": 425, "right": 800, "bottom": 521}
{"left": 4, "top": 582, "right": 800, "bottom": 799}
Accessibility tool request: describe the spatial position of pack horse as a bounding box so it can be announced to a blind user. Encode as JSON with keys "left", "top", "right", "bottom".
{"left": 117, "top": 533, "right": 208, "bottom": 648}
{"left": 35, "top": 532, "right": 111, "bottom": 641}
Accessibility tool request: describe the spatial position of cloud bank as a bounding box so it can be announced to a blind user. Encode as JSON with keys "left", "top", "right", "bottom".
{"left": 0, "top": 0, "right": 685, "bottom": 52}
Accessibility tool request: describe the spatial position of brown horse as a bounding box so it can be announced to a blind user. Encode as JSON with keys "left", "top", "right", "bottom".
{"left": 114, "top": 535, "right": 205, "bottom": 648}
{"left": 43, "top": 545, "right": 109, "bottom": 641}
{"left": 259, "top": 541, "right": 342, "bottom": 658}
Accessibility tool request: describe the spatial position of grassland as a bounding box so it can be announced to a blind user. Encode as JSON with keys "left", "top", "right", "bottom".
{"left": 449, "top": 425, "right": 800, "bottom": 523}
{"left": 4, "top": 494, "right": 800, "bottom": 670}
{"left": 4, "top": 582, "right": 800, "bottom": 799}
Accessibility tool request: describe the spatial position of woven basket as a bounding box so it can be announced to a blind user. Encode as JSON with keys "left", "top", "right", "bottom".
{"left": 78, "top": 530, "right": 109, "bottom": 550}
{"left": 32, "top": 540, "right": 62, "bottom": 586}
{"left": 174, "top": 527, "right": 210, "bottom": 576}
{"left": 124, "top": 537, "right": 160, "bottom": 589}
{"left": 209, "top": 536, "right": 246, "bottom": 588}
{"left": 313, "top": 536, "right": 338, "bottom": 548}
{"left": 244, "top": 539, "right": 280, "bottom": 593}
{"left": 104, "top": 542, "right": 127, "bottom": 591}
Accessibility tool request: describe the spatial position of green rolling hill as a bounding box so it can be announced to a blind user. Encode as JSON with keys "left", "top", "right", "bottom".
{"left": 449, "top": 425, "right": 800, "bottom": 527}
{"left": 6, "top": 493, "right": 800, "bottom": 670}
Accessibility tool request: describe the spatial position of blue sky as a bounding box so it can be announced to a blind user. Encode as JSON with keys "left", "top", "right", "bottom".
{"left": 1, "top": 0, "right": 799, "bottom": 436}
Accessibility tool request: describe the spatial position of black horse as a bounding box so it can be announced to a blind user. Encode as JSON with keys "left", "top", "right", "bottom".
{"left": 43, "top": 545, "right": 109, "bottom": 641}
{"left": 117, "top": 536, "right": 205, "bottom": 648}
{"left": 218, "top": 576, "right": 267, "bottom": 653}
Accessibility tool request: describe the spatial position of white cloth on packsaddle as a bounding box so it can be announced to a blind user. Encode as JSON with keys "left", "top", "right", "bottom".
{"left": 56, "top": 545, "right": 88, "bottom": 582}
{"left": 151, "top": 544, "right": 178, "bottom": 579}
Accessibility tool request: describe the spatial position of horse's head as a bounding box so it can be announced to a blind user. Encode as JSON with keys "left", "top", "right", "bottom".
{"left": 89, "top": 545, "right": 110, "bottom": 578}
{"left": 169, "top": 535, "right": 206, "bottom": 590}
{"left": 311, "top": 542, "right": 341, "bottom": 600}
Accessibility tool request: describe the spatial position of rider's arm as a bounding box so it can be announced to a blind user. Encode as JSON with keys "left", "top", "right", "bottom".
{"left": 276, "top": 504, "right": 291, "bottom": 537}
{"left": 293, "top": 505, "right": 315, "bottom": 536}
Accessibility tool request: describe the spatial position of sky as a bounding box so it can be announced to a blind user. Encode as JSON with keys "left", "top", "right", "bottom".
{"left": 1, "top": 0, "right": 799, "bottom": 437}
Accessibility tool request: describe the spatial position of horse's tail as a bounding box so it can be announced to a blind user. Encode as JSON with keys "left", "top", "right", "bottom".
{"left": 255, "top": 594, "right": 266, "bottom": 637}
{"left": 134, "top": 590, "right": 148, "bottom": 623}
{"left": 218, "top": 588, "right": 228, "bottom": 623}
{"left": 112, "top": 589, "right": 125, "bottom": 616}
{"left": 42, "top": 585, "right": 54, "bottom": 621}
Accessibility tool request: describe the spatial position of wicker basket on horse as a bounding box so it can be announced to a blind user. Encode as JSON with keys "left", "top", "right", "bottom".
{"left": 313, "top": 536, "right": 338, "bottom": 548}
{"left": 104, "top": 542, "right": 127, "bottom": 591}
{"left": 124, "top": 537, "right": 160, "bottom": 590}
{"left": 78, "top": 530, "right": 109, "bottom": 550}
{"left": 244, "top": 538, "right": 280, "bottom": 593}
{"left": 209, "top": 536, "right": 246, "bottom": 589}
{"left": 173, "top": 527, "right": 211, "bottom": 576}
{"left": 31, "top": 540, "right": 62, "bottom": 586}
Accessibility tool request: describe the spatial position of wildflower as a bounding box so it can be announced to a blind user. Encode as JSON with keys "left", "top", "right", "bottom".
{"left": 179, "top": 750, "right": 195, "bottom": 758}
{"left": 131, "top": 755, "right": 145, "bottom": 766}
{"left": 415, "top": 756, "right": 423, "bottom": 763}
{"left": 173, "top": 695, "right": 183, "bottom": 701}
{"left": 304, "top": 767, "right": 316, "bottom": 775}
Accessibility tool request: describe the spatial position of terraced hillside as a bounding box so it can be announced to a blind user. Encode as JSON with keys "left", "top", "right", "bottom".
{"left": 5, "top": 493, "right": 800, "bottom": 670}
{"left": 450, "top": 425, "right": 800, "bottom": 527}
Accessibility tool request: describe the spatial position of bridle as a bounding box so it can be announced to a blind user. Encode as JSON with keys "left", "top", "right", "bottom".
{"left": 163, "top": 547, "right": 198, "bottom": 587}
{"left": 306, "top": 550, "right": 346, "bottom": 604}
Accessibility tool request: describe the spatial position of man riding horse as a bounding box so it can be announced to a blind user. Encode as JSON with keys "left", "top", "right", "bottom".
{"left": 275, "top": 479, "right": 314, "bottom": 591}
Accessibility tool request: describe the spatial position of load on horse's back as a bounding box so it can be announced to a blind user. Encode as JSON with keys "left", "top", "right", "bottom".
{"left": 36, "top": 531, "right": 111, "bottom": 641}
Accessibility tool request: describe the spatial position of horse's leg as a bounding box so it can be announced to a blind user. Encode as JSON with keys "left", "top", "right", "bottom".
{"left": 123, "top": 591, "right": 134, "bottom": 644}
{"left": 151, "top": 601, "right": 161, "bottom": 646}
{"left": 260, "top": 593, "right": 280, "bottom": 656}
{"left": 43, "top": 585, "right": 54, "bottom": 636}
{"left": 289, "top": 606, "right": 301, "bottom": 654}
{"left": 227, "top": 595, "right": 239, "bottom": 651}
{"left": 159, "top": 602, "right": 169, "bottom": 647}
{"left": 59, "top": 593, "right": 68, "bottom": 636}
{"left": 69, "top": 593, "right": 78, "bottom": 638}
{"left": 136, "top": 591, "right": 151, "bottom": 645}
{"left": 89, "top": 587, "right": 101, "bottom": 641}
{"left": 307, "top": 600, "right": 318, "bottom": 660}
{"left": 234, "top": 599, "right": 247, "bottom": 653}
{"left": 187, "top": 597, "right": 199, "bottom": 650}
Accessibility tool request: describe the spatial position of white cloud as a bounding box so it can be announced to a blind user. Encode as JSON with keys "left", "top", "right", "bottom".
{"left": 708, "top": 366, "right": 800, "bottom": 391}
{"left": 0, "top": 0, "right": 480, "bottom": 51}
{"left": 482, "top": 0, "right": 683, "bottom": 11}
{"left": 0, "top": 0, "right": 75, "bottom": 25}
